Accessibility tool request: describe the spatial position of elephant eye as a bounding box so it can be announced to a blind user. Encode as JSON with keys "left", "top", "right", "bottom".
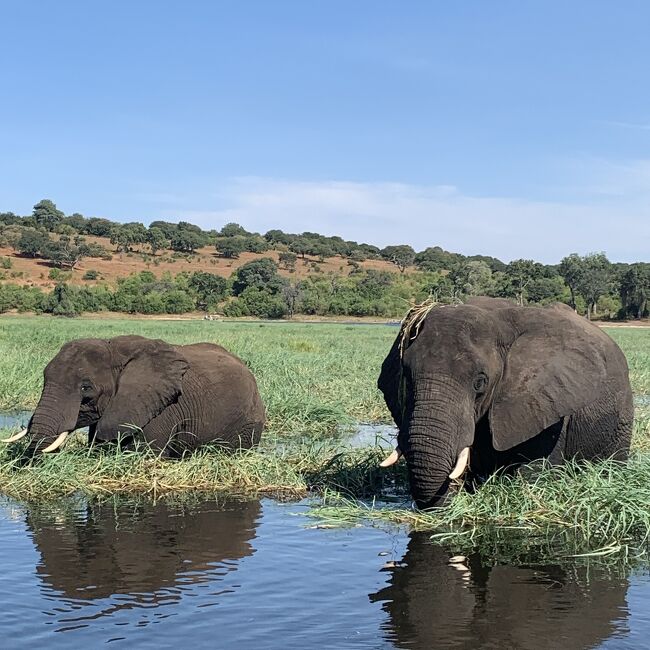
{"left": 80, "top": 383, "right": 93, "bottom": 393}
{"left": 473, "top": 374, "right": 488, "bottom": 394}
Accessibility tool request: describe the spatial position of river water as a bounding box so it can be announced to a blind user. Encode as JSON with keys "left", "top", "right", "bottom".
{"left": 1, "top": 494, "right": 650, "bottom": 649}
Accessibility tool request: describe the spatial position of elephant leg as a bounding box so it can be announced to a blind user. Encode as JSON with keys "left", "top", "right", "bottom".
{"left": 87, "top": 424, "right": 97, "bottom": 446}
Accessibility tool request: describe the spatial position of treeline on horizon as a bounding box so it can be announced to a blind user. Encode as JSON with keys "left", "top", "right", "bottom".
{"left": 0, "top": 199, "right": 648, "bottom": 320}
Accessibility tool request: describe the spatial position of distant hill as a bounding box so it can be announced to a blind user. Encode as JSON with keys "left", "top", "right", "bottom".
{"left": 0, "top": 199, "right": 648, "bottom": 320}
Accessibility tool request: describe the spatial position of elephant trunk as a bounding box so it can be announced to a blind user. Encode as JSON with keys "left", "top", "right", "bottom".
{"left": 403, "top": 376, "right": 474, "bottom": 509}
{"left": 27, "top": 385, "right": 80, "bottom": 452}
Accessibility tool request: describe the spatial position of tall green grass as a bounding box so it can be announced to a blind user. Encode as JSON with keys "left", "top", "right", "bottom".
{"left": 0, "top": 318, "right": 395, "bottom": 434}
{"left": 0, "top": 318, "right": 647, "bottom": 435}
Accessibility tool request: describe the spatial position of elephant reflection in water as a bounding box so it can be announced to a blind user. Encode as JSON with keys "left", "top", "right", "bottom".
{"left": 27, "top": 498, "right": 260, "bottom": 606}
{"left": 370, "top": 532, "right": 629, "bottom": 650}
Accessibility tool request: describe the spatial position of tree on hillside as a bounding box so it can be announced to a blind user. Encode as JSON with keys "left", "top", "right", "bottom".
{"left": 32, "top": 199, "right": 64, "bottom": 231}
{"left": 278, "top": 251, "right": 297, "bottom": 271}
{"left": 62, "top": 212, "right": 86, "bottom": 232}
{"left": 149, "top": 220, "right": 179, "bottom": 239}
{"left": 414, "top": 246, "right": 463, "bottom": 272}
{"left": 42, "top": 235, "right": 90, "bottom": 270}
{"left": 170, "top": 230, "right": 204, "bottom": 254}
{"left": 0, "top": 212, "right": 22, "bottom": 226}
{"left": 220, "top": 222, "right": 249, "bottom": 238}
{"left": 17, "top": 230, "right": 50, "bottom": 257}
{"left": 242, "top": 235, "right": 270, "bottom": 253}
{"left": 83, "top": 217, "right": 114, "bottom": 237}
{"left": 146, "top": 227, "right": 168, "bottom": 254}
{"left": 231, "top": 258, "right": 282, "bottom": 295}
{"left": 177, "top": 221, "right": 205, "bottom": 235}
{"left": 381, "top": 245, "right": 415, "bottom": 273}
{"left": 289, "top": 237, "right": 311, "bottom": 259}
{"left": 215, "top": 237, "right": 246, "bottom": 259}
{"left": 619, "top": 263, "right": 650, "bottom": 319}
{"left": 264, "top": 229, "right": 294, "bottom": 246}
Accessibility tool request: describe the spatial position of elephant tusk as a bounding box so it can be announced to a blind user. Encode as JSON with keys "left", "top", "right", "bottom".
{"left": 449, "top": 447, "right": 470, "bottom": 480}
{"left": 1, "top": 428, "right": 28, "bottom": 443}
{"left": 379, "top": 447, "right": 402, "bottom": 468}
{"left": 42, "top": 431, "right": 70, "bottom": 453}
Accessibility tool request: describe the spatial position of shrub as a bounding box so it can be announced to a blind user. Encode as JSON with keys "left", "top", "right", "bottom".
{"left": 82, "top": 269, "right": 100, "bottom": 280}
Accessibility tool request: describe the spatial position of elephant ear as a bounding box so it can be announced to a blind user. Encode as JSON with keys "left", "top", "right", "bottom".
{"left": 489, "top": 310, "right": 609, "bottom": 451}
{"left": 377, "top": 336, "right": 405, "bottom": 430}
{"left": 97, "top": 336, "right": 189, "bottom": 438}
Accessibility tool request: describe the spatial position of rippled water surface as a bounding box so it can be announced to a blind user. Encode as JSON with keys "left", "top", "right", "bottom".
{"left": 2, "top": 495, "right": 650, "bottom": 649}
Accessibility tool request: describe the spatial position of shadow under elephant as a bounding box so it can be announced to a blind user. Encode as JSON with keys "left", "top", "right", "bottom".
{"left": 370, "top": 532, "right": 630, "bottom": 650}
{"left": 25, "top": 497, "right": 261, "bottom": 614}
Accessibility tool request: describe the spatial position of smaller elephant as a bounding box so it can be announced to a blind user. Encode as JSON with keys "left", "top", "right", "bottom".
{"left": 4, "top": 335, "right": 265, "bottom": 456}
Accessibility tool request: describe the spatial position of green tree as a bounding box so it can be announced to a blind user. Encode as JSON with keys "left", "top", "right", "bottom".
{"left": 238, "top": 286, "right": 287, "bottom": 318}
{"left": 148, "top": 220, "right": 178, "bottom": 239}
{"left": 449, "top": 260, "right": 494, "bottom": 297}
{"left": 63, "top": 212, "right": 86, "bottom": 231}
{"left": 381, "top": 245, "right": 415, "bottom": 273}
{"left": 32, "top": 199, "right": 64, "bottom": 231}
{"left": 264, "top": 229, "right": 294, "bottom": 246}
{"left": 163, "top": 290, "right": 195, "bottom": 314}
{"left": 278, "top": 251, "right": 297, "bottom": 271}
{"left": 83, "top": 217, "right": 114, "bottom": 237}
{"left": 46, "top": 283, "right": 80, "bottom": 317}
{"left": 220, "top": 222, "right": 249, "bottom": 237}
{"left": 558, "top": 253, "right": 584, "bottom": 310}
{"left": 576, "top": 252, "right": 611, "bottom": 319}
{"left": 189, "top": 271, "right": 228, "bottom": 310}
{"left": 146, "top": 227, "right": 168, "bottom": 254}
{"left": 289, "top": 237, "right": 311, "bottom": 259}
{"left": 215, "top": 237, "right": 246, "bottom": 258}
{"left": 170, "top": 230, "right": 204, "bottom": 253}
{"left": 42, "top": 235, "right": 90, "bottom": 269}
{"left": 231, "top": 258, "right": 282, "bottom": 295}
{"left": 504, "top": 259, "right": 542, "bottom": 306}
{"left": 17, "top": 230, "right": 50, "bottom": 257}
{"left": 619, "top": 263, "right": 650, "bottom": 319}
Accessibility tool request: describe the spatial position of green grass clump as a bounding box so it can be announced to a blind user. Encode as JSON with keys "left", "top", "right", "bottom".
{"left": 0, "top": 434, "right": 402, "bottom": 501}
{"left": 312, "top": 454, "right": 650, "bottom": 557}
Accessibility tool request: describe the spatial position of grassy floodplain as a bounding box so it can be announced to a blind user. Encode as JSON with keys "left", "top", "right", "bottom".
{"left": 0, "top": 316, "right": 649, "bottom": 556}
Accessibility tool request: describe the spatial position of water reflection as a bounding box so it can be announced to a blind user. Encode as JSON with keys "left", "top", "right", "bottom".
{"left": 371, "top": 531, "right": 630, "bottom": 649}
{"left": 27, "top": 497, "right": 259, "bottom": 617}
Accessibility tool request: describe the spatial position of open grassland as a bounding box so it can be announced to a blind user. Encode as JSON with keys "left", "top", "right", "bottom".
{"left": 0, "top": 316, "right": 649, "bottom": 557}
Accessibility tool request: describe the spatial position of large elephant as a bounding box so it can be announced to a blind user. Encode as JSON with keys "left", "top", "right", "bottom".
{"left": 4, "top": 335, "right": 265, "bottom": 455}
{"left": 370, "top": 532, "right": 629, "bottom": 649}
{"left": 378, "top": 297, "right": 634, "bottom": 508}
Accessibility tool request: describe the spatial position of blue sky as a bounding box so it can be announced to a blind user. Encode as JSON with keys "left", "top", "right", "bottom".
{"left": 1, "top": 1, "right": 648, "bottom": 262}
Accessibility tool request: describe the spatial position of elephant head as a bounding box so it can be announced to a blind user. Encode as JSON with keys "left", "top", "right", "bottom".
{"left": 12, "top": 335, "right": 188, "bottom": 454}
{"left": 370, "top": 532, "right": 629, "bottom": 649}
{"left": 378, "top": 297, "right": 631, "bottom": 508}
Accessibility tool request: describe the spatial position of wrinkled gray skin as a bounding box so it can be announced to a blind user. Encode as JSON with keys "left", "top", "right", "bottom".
{"left": 27, "top": 335, "right": 265, "bottom": 456}
{"left": 378, "top": 297, "right": 634, "bottom": 509}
